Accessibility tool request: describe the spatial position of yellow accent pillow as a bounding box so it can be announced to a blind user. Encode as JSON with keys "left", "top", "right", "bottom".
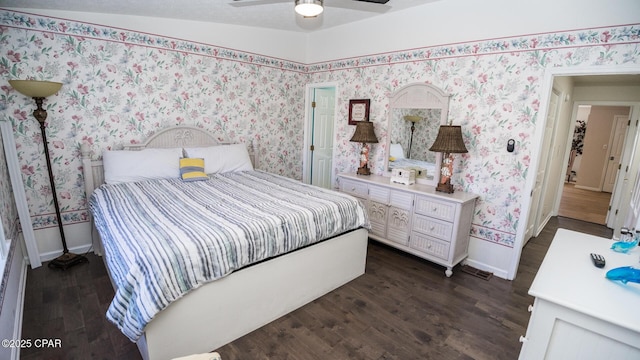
{"left": 179, "top": 158, "right": 208, "bottom": 181}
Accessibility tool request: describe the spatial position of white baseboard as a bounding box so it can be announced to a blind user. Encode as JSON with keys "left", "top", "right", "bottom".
{"left": 39, "top": 244, "right": 94, "bottom": 263}
{"left": 573, "top": 184, "right": 601, "bottom": 192}
{"left": 11, "top": 258, "right": 27, "bottom": 360}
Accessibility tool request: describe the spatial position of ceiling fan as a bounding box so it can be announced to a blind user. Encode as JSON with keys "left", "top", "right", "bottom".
{"left": 231, "top": 0, "right": 391, "bottom": 18}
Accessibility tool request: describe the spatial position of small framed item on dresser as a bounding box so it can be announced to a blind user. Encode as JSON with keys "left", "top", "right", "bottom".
{"left": 391, "top": 168, "right": 416, "bottom": 185}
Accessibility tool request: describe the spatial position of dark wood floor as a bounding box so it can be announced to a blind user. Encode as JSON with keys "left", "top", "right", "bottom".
{"left": 21, "top": 217, "right": 612, "bottom": 360}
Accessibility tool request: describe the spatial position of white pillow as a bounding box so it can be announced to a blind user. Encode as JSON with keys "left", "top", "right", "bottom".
{"left": 184, "top": 144, "right": 253, "bottom": 174}
{"left": 102, "top": 147, "right": 183, "bottom": 184}
{"left": 390, "top": 143, "right": 405, "bottom": 159}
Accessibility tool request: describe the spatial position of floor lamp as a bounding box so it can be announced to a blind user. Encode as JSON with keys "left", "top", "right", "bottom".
{"left": 9, "top": 80, "right": 88, "bottom": 270}
{"left": 404, "top": 115, "right": 422, "bottom": 158}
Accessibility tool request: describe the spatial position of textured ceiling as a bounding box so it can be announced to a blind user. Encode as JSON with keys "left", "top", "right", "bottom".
{"left": 2, "top": 0, "right": 440, "bottom": 32}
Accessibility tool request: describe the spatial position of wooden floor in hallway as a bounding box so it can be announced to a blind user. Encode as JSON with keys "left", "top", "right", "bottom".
{"left": 558, "top": 182, "right": 612, "bottom": 225}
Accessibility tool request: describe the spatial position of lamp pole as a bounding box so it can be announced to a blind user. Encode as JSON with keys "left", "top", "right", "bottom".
{"left": 9, "top": 80, "right": 88, "bottom": 270}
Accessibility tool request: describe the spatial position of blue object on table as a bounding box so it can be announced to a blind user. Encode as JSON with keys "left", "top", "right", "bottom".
{"left": 606, "top": 266, "right": 640, "bottom": 284}
{"left": 610, "top": 237, "right": 639, "bottom": 253}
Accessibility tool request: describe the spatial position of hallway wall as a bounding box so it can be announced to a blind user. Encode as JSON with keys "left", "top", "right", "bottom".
{"left": 575, "top": 106, "right": 631, "bottom": 190}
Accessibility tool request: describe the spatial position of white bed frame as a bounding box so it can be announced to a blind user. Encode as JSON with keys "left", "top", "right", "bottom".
{"left": 80, "top": 126, "right": 368, "bottom": 360}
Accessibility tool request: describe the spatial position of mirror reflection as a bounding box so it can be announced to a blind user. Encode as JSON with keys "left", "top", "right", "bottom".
{"left": 388, "top": 108, "right": 441, "bottom": 168}
{"left": 385, "top": 83, "right": 450, "bottom": 186}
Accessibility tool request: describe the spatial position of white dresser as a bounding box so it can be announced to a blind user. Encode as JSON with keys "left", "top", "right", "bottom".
{"left": 518, "top": 228, "right": 640, "bottom": 359}
{"left": 338, "top": 173, "right": 478, "bottom": 277}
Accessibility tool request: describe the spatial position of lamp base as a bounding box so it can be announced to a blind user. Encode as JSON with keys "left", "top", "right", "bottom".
{"left": 48, "top": 252, "right": 89, "bottom": 270}
{"left": 357, "top": 166, "right": 371, "bottom": 176}
{"left": 436, "top": 181, "right": 455, "bottom": 194}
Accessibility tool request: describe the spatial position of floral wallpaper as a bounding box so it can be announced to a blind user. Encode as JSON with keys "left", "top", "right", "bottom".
{"left": 312, "top": 25, "right": 640, "bottom": 248}
{"left": 0, "top": 9, "right": 638, "bottom": 256}
{"left": 0, "top": 10, "right": 309, "bottom": 238}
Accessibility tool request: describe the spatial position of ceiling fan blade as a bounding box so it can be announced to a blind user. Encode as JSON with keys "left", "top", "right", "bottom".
{"left": 326, "top": 0, "right": 391, "bottom": 13}
{"left": 230, "top": 0, "right": 288, "bottom": 7}
{"left": 231, "top": 0, "right": 391, "bottom": 14}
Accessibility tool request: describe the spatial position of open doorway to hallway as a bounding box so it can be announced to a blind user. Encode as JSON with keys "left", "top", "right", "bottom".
{"left": 559, "top": 104, "right": 631, "bottom": 225}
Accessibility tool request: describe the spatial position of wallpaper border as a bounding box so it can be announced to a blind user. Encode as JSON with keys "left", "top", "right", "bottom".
{"left": 0, "top": 8, "right": 308, "bottom": 73}
{"left": 1, "top": 9, "right": 638, "bottom": 75}
{"left": 471, "top": 224, "right": 516, "bottom": 248}
{"left": 308, "top": 24, "right": 640, "bottom": 72}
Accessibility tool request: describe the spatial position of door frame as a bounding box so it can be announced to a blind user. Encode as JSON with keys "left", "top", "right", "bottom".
{"left": 0, "top": 120, "right": 40, "bottom": 268}
{"left": 509, "top": 64, "right": 640, "bottom": 280}
{"left": 302, "top": 82, "right": 339, "bottom": 187}
{"left": 558, "top": 102, "right": 635, "bottom": 228}
{"left": 534, "top": 88, "right": 564, "bottom": 240}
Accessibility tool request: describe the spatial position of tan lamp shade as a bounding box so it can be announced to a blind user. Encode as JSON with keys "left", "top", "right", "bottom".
{"left": 350, "top": 121, "right": 378, "bottom": 144}
{"left": 9, "top": 80, "right": 63, "bottom": 98}
{"left": 429, "top": 125, "right": 468, "bottom": 153}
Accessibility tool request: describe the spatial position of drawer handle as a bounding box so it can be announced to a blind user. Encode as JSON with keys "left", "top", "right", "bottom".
{"left": 432, "top": 207, "right": 438, "bottom": 212}
{"left": 429, "top": 226, "right": 435, "bottom": 231}
{"left": 351, "top": 187, "right": 356, "bottom": 191}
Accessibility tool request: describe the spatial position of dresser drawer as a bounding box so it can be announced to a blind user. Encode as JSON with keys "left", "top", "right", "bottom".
{"left": 413, "top": 214, "right": 453, "bottom": 241}
{"left": 368, "top": 185, "right": 390, "bottom": 204}
{"left": 389, "top": 190, "right": 414, "bottom": 210}
{"left": 410, "top": 232, "right": 451, "bottom": 260}
{"left": 340, "top": 178, "right": 368, "bottom": 198}
{"left": 414, "top": 196, "right": 456, "bottom": 222}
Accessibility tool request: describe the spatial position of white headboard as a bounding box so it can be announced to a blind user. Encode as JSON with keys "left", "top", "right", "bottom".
{"left": 122, "top": 125, "right": 228, "bottom": 150}
{"left": 81, "top": 125, "right": 257, "bottom": 194}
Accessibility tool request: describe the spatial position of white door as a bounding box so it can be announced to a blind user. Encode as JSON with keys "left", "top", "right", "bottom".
{"left": 602, "top": 115, "right": 628, "bottom": 192}
{"left": 607, "top": 107, "right": 639, "bottom": 232}
{"left": 625, "top": 167, "right": 640, "bottom": 231}
{"left": 524, "top": 89, "right": 560, "bottom": 245}
{"left": 307, "top": 87, "right": 335, "bottom": 188}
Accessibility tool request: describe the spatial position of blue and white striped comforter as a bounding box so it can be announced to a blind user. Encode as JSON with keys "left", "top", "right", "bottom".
{"left": 89, "top": 170, "right": 369, "bottom": 342}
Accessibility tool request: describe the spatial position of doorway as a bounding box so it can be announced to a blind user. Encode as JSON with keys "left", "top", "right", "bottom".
{"left": 511, "top": 68, "right": 640, "bottom": 280}
{"left": 303, "top": 83, "right": 337, "bottom": 189}
{"left": 559, "top": 106, "right": 631, "bottom": 225}
{"left": 525, "top": 78, "right": 640, "bottom": 244}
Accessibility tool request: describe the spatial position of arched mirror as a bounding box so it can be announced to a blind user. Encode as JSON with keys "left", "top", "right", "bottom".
{"left": 385, "top": 83, "right": 450, "bottom": 186}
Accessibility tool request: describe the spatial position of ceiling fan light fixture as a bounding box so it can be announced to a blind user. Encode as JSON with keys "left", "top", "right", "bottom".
{"left": 295, "top": 0, "right": 323, "bottom": 17}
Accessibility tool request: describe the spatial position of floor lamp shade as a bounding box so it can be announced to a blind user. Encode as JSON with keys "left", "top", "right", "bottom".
{"left": 350, "top": 120, "right": 378, "bottom": 176}
{"left": 9, "top": 80, "right": 62, "bottom": 99}
{"left": 9, "top": 79, "right": 88, "bottom": 270}
{"left": 429, "top": 125, "right": 467, "bottom": 193}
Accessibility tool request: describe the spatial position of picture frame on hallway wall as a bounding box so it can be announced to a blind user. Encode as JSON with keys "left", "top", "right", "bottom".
{"left": 348, "top": 99, "right": 370, "bottom": 125}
